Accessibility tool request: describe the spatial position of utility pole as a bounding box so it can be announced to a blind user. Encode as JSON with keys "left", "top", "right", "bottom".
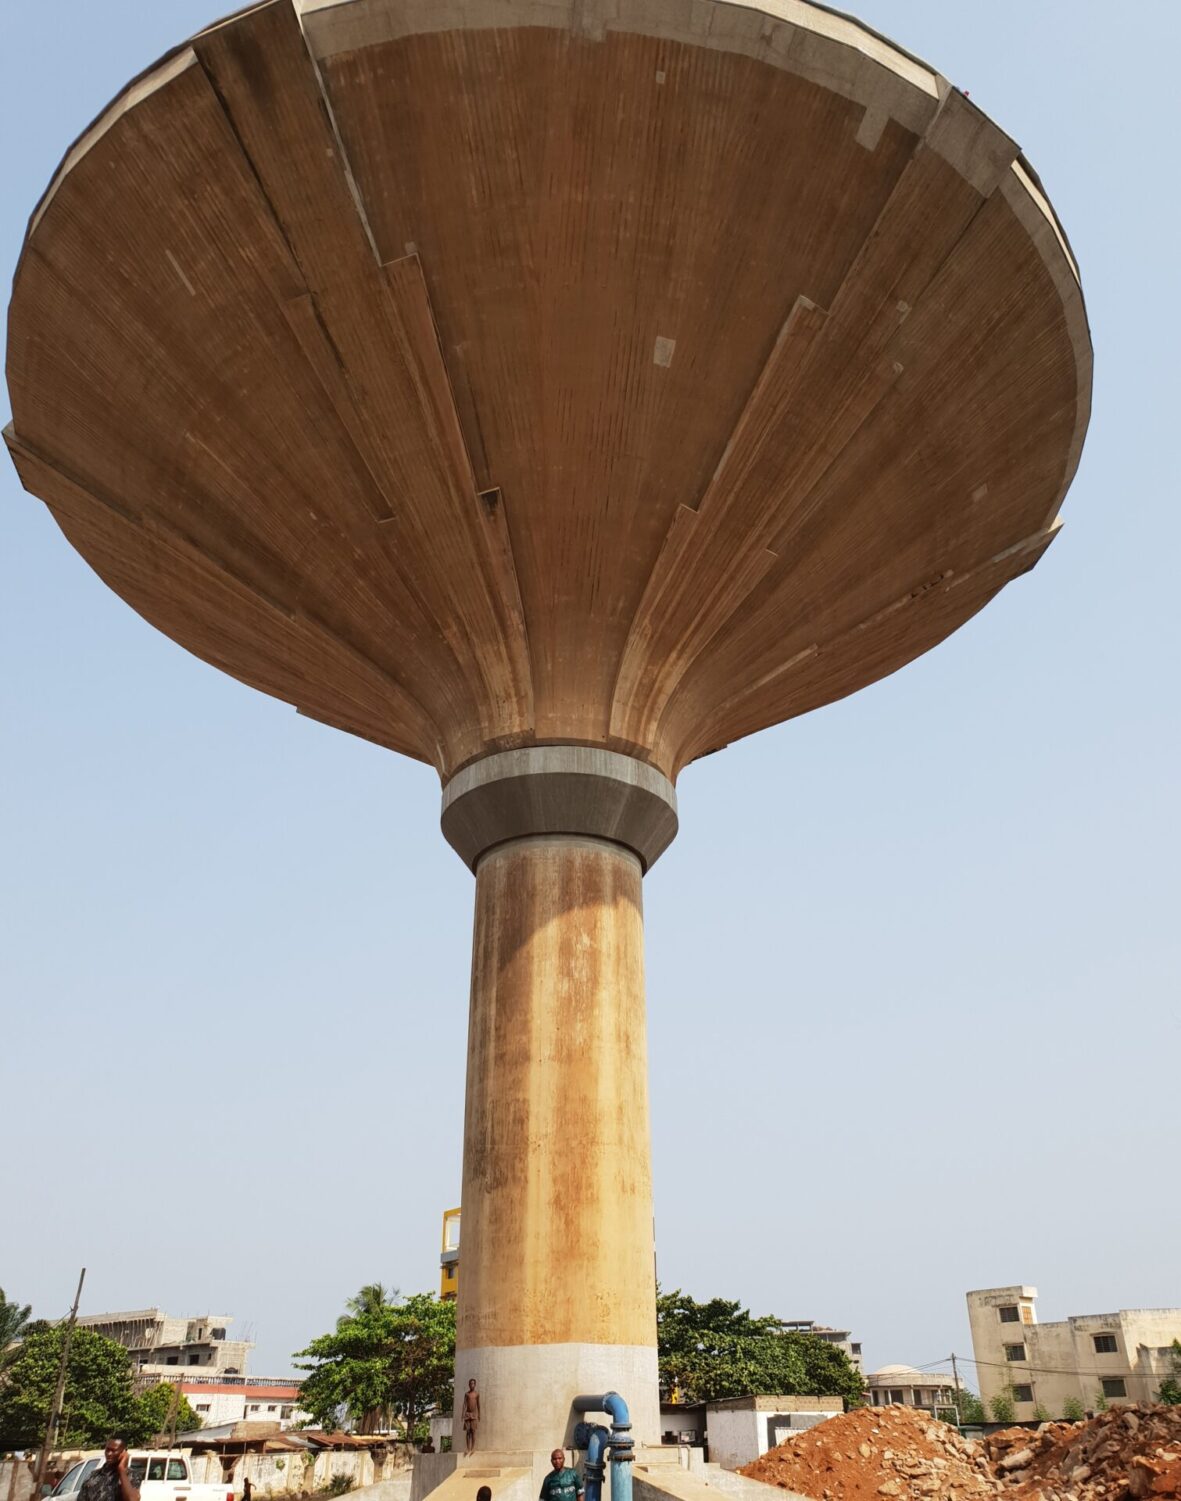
{"left": 950, "top": 1354, "right": 964, "bottom": 1430}
{"left": 33, "top": 1269, "right": 86, "bottom": 1498}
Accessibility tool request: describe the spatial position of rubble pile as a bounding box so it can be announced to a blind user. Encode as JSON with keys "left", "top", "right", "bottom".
{"left": 985, "top": 1404, "right": 1181, "bottom": 1500}
{"left": 738, "top": 1404, "right": 998, "bottom": 1501}
{"left": 738, "top": 1403, "right": 1181, "bottom": 1501}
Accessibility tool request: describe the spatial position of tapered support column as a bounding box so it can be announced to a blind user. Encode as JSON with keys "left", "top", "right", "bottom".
{"left": 441, "top": 749, "right": 678, "bottom": 1453}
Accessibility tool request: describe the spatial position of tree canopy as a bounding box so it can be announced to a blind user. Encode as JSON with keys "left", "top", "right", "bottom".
{"left": 136, "top": 1383, "right": 202, "bottom": 1442}
{"left": 0, "top": 1290, "right": 33, "bottom": 1372}
{"left": 295, "top": 1288, "right": 455, "bottom": 1438}
{"left": 0, "top": 1328, "right": 201, "bottom": 1450}
{"left": 657, "top": 1289, "right": 864, "bottom": 1407}
{"left": 0, "top": 1328, "right": 138, "bottom": 1450}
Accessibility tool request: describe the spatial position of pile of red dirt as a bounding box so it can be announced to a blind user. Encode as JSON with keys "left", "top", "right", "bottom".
{"left": 984, "top": 1404, "right": 1181, "bottom": 1500}
{"left": 738, "top": 1404, "right": 999, "bottom": 1501}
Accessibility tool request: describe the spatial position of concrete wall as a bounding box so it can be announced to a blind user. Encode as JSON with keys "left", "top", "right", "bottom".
{"left": 188, "top": 1447, "right": 389, "bottom": 1496}
{"left": 0, "top": 1462, "right": 39, "bottom": 1501}
{"left": 703, "top": 1398, "right": 841, "bottom": 1470}
{"left": 703, "top": 1409, "right": 760, "bottom": 1472}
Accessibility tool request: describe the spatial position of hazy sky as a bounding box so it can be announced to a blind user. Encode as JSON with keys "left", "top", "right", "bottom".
{"left": 1, "top": 1, "right": 1177, "bottom": 1392}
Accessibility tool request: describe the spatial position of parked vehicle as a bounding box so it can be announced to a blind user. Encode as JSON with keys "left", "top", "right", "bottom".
{"left": 47, "top": 1454, "right": 232, "bottom": 1501}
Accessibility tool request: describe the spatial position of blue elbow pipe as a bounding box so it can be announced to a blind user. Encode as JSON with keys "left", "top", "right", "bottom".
{"left": 573, "top": 1394, "right": 634, "bottom": 1501}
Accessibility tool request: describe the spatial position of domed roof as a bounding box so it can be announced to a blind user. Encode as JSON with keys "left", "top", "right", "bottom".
{"left": 5, "top": 0, "right": 1090, "bottom": 780}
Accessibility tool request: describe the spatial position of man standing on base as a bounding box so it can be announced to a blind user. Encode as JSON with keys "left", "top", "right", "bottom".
{"left": 79, "top": 1441, "right": 139, "bottom": 1501}
{"left": 539, "top": 1451, "right": 583, "bottom": 1501}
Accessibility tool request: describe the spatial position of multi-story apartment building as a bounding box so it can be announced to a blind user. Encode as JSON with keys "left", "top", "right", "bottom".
{"left": 967, "top": 1285, "right": 1181, "bottom": 1418}
{"left": 75, "top": 1309, "right": 253, "bottom": 1380}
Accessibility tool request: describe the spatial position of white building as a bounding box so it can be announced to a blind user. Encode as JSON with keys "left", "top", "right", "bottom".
{"left": 180, "top": 1376, "right": 308, "bottom": 1430}
{"left": 867, "top": 1366, "right": 957, "bottom": 1416}
{"left": 658, "top": 1396, "right": 842, "bottom": 1468}
{"left": 967, "top": 1285, "right": 1181, "bottom": 1418}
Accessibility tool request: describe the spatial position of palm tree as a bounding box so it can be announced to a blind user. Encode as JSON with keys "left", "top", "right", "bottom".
{"left": 0, "top": 1289, "right": 32, "bottom": 1370}
{"left": 344, "top": 1284, "right": 394, "bottom": 1319}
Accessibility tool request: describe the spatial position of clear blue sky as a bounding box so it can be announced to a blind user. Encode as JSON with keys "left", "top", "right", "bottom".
{"left": 1, "top": 1, "right": 1177, "bottom": 1388}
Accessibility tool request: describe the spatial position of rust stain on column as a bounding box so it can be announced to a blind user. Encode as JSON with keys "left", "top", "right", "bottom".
{"left": 457, "top": 834, "right": 655, "bottom": 1352}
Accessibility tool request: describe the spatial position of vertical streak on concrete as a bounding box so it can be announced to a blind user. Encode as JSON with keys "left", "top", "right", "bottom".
{"left": 454, "top": 834, "right": 659, "bottom": 1450}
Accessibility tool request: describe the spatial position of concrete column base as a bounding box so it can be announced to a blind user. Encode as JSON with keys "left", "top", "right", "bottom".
{"left": 410, "top": 1447, "right": 703, "bottom": 1501}
{"left": 453, "top": 1341, "right": 661, "bottom": 1452}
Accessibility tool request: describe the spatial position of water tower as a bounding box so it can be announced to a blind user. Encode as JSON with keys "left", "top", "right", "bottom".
{"left": 5, "top": 0, "right": 1089, "bottom": 1462}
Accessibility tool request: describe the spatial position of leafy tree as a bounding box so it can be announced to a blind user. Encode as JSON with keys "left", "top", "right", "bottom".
{"left": 989, "top": 1388, "right": 1016, "bottom": 1424}
{"left": 134, "top": 1384, "right": 201, "bottom": 1443}
{"left": 1155, "top": 1340, "right": 1181, "bottom": 1406}
{"left": 951, "top": 1388, "right": 985, "bottom": 1424}
{"left": 0, "top": 1291, "right": 33, "bottom": 1371}
{"left": 656, "top": 1290, "right": 864, "bottom": 1407}
{"left": 296, "top": 1289, "right": 455, "bottom": 1438}
{"left": 1062, "top": 1396, "right": 1085, "bottom": 1421}
{"left": 0, "top": 1329, "right": 139, "bottom": 1450}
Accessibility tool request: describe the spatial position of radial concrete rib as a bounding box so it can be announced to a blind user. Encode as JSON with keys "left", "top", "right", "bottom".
{"left": 5, "top": 427, "right": 443, "bottom": 757}
{"left": 440, "top": 747, "right": 678, "bottom": 872}
{"left": 281, "top": 292, "right": 398, "bottom": 522}
{"left": 196, "top": 0, "right": 534, "bottom": 741}
{"left": 611, "top": 90, "right": 1012, "bottom": 751}
{"left": 675, "top": 523, "right": 1061, "bottom": 769}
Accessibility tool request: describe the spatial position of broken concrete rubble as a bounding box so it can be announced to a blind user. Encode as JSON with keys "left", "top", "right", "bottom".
{"left": 737, "top": 1401, "right": 1181, "bottom": 1501}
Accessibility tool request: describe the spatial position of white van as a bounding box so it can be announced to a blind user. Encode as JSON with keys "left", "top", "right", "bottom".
{"left": 48, "top": 1454, "right": 231, "bottom": 1501}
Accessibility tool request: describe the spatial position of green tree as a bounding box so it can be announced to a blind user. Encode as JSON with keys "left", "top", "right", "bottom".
{"left": 133, "top": 1384, "right": 202, "bottom": 1443}
{"left": 0, "top": 1329, "right": 139, "bottom": 1450}
{"left": 296, "top": 1289, "right": 455, "bottom": 1438}
{"left": 989, "top": 1387, "right": 1016, "bottom": 1424}
{"left": 1062, "top": 1396, "right": 1085, "bottom": 1421}
{"left": 951, "top": 1388, "right": 985, "bottom": 1424}
{"left": 1, "top": 1291, "right": 33, "bottom": 1372}
{"left": 656, "top": 1290, "right": 864, "bottom": 1407}
{"left": 1155, "top": 1340, "right": 1181, "bottom": 1406}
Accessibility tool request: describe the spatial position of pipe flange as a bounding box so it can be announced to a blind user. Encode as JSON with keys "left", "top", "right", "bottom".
{"left": 441, "top": 747, "right": 678, "bottom": 872}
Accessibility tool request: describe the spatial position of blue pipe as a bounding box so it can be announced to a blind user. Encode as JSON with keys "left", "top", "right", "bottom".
{"left": 573, "top": 1394, "right": 634, "bottom": 1501}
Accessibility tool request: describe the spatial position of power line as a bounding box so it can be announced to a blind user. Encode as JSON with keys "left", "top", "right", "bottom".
{"left": 954, "top": 1352, "right": 1173, "bottom": 1381}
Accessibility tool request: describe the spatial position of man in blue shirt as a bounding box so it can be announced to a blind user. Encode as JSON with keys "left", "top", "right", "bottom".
{"left": 539, "top": 1450, "right": 583, "bottom": 1501}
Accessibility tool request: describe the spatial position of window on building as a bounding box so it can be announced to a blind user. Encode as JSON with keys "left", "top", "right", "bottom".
{"left": 852, "top": 1344, "right": 862, "bottom": 1355}
{"left": 188, "top": 1353, "right": 200, "bottom": 1365}
{"left": 999, "top": 1306, "right": 1021, "bottom": 1323}
{"left": 1101, "top": 1379, "right": 1126, "bottom": 1399}
{"left": 1013, "top": 1386, "right": 1034, "bottom": 1404}
{"left": 889, "top": 1389, "right": 904, "bottom": 1404}
{"left": 1094, "top": 1335, "right": 1118, "bottom": 1354}
{"left": 248, "top": 1404, "right": 260, "bottom": 1413}
{"left": 281, "top": 1407, "right": 294, "bottom": 1420}
{"left": 211, "top": 1328, "right": 226, "bottom": 1340}
{"left": 166, "top": 1357, "right": 178, "bottom": 1366}
{"left": 196, "top": 1405, "right": 211, "bottom": 1414}
{"left": 267, "top": 1405, "right": 277, "bottom": 1412}
{"left": 1004, "top": 1344, "right": 1026, "bottom": 1362}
